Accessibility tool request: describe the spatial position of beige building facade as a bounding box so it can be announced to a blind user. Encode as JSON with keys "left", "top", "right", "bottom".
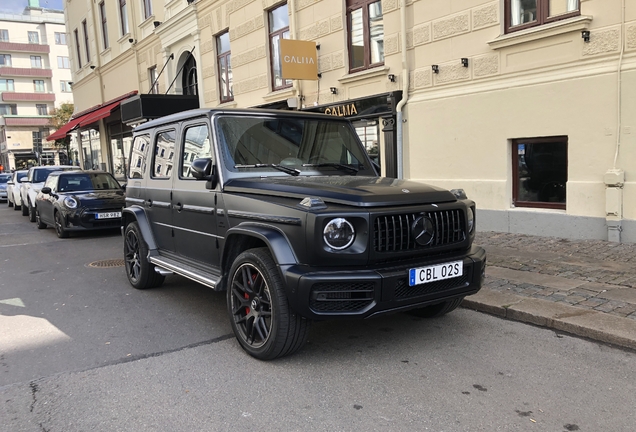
{"left": 59, "top": 0, "right": 636, "bottom": 242}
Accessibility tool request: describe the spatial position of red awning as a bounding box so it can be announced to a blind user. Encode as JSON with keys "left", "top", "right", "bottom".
{"left": 79, "top": 99, "right": 123, "bottom": 127}
{"left": 46, "top": 116, "right": 83, "bottom": 141}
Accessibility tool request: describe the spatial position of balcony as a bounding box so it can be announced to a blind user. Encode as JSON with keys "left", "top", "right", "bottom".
{"left": 0, "top": 67, "right": 53, "bottom": 78}
{"left": 0, "top": 41, "right": 50, "bottom": 54}
{"left": 1, "top": 92, "right": 56, "bottom": 102}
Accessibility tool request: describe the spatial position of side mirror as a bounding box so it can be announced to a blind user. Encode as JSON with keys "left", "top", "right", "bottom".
{"left": 7, "top": 181, "right": 14, "bottom": 186}
{"left": 120, "top": 183, "right": 127, "bottom": 191}
{"left": 41, "top": 187, "right": 52, "bottom": 194}
{"left": 191, "top": 157, "right": 218, "bottom": 190}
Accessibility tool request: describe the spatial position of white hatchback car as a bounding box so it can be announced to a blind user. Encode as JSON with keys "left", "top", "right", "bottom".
{"left": 6, "top": 170, "right": 28, "bottom": 210}
{"left": 20, "top": 165, "right": 79, "bottom": 222}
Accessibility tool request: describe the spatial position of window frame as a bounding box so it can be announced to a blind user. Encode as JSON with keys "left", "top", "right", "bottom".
{"left": 152, "top": 129, "right": 176, "bottom": 179}
{"left": 33, "top": 80, "right": 45, "bottom": 92}
{"left": 57, "top": 56, "right": 70, "bottom": 69}
{"left": 0, "top": 104, "right": 17, "bottom": 115}
{"left": 28, "top": 31, "right": 39, "bottom": 44}
{"left": 74, "top": 29, "right": 82, "bottom": 69}
{"left": 512, "top": 136, "right": 568, "bottom": 210}
{"left": 99, "top": 2, "right": 109, "bottom": 50}
{"left": 36, "top": 104, "right": 48, "bottom": 116}
{"left": 30, "top": 55, "right": 42, "bottom": 68}
{"left": 346, "top": 0, "right": 384, "bottom": 73}
{"left": 268, "top": 4, "right": 292, "bottom": 92}
{"left": 82, "top": 20, "right": 90, "bottom": 63}
{"left": 505, "top": 0, "right": 580, "bottom": 34}
{"left": 0, "top": 54, "right": 11, "bottom": 66}
{"left": 143, "top": 0, "right": 153, "bottom": 20}
{"left": 0, "top": 29, "right": 8, "bottom": 42}
{"left": 60, "top": 80, "right": 72, "bottom": 92}
{"left": 119, "top": 0, "right": 129, "bottom": 36}
{"left": 54, "top": 32, "right": 67, "bottom": 45}
{"left": 216, "top": 30, "right": 233, "bottom": 103}
{"left": 148, "top": 66, "right": 159, "bottom": 94}
{"left": 0, "top": 79, "right": 15, "bottom": 92}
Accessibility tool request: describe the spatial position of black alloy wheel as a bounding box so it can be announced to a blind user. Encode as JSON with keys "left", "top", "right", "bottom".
{"left": 123, "top": 222, "right": 164, "bottom": 289}
{"left": 228, "top": 248, "right": 309, "bottom": 360}
{"left": 406, "top": 297, "right": 465, "bottom": 318}
{"left": 54, "top": 211, "right": 69, "bottom": 238}
{"left": 28, "top": 201, "right": 36, "bottom": 222}
{"left": 35, "top": 209, "right": 47, "bottom": 229}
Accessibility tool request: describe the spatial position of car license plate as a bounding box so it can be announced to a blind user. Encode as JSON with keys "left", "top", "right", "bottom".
{"left": 409, "top": 261, "right": 463, "bottom": 286}
{"left": 96, "top": 211, "right": 122, "bottom": 219}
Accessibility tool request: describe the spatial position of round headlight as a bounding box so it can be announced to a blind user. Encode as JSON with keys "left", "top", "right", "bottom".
{"left": 64, "top": 196, "right": 78, "bottom": 209}
{"left": 323, "top": 218, "right": 355, "bottom": 250}
{"left": 467, "top": 207, "right": 475, "bottom": 233}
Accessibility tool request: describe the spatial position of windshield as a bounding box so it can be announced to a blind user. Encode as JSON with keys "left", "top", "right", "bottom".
{"left": 216, "top": 116, "right": 376, "bottom": 177}
{"left": 58, "top": 173, "right": 121, "bottom": 192}
{"left": 0, "top": 174, "right": 10, "bottom": 184}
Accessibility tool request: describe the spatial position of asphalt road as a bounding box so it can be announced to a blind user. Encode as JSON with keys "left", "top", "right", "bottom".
{"left": 1, "top": 203, "right": 635, "bottom": 431}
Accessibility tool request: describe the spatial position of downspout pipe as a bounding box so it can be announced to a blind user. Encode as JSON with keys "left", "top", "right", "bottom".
{"left": 395, "top": 0, "right": 409, "bottom": 179}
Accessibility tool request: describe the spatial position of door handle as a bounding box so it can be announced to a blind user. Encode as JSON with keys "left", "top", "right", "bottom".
{"left": 145, "top": 199, "right": 152, "bottom": 207}
{"left": 174, "top": 202, "right": 183, "bottom": 211}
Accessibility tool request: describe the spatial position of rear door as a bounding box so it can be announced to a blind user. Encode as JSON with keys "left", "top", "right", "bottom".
{"left": 171, "top": 120, "right": 219, "bottom": 267}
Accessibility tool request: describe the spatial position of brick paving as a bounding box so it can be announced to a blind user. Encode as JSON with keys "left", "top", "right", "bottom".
{"left": 475, "top": 232, "right": 636, "bottom": 321}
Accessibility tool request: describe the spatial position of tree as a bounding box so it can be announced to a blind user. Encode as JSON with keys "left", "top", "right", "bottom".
{"left": 48, "top": 102, "right": 74, "bottom": 164}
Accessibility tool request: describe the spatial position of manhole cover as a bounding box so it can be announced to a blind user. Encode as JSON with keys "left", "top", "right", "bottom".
{"left": 87, "top": 259, "right": 125, "bottom": 268}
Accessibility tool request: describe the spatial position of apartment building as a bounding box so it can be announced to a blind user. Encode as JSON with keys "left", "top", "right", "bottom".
{"left": 58, "top": 0, "right": 636, "bottom": 242}
{"left": 0, "top": 2, "right": 73, "bottom": 171}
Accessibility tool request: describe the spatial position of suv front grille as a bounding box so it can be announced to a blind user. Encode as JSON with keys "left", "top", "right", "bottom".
{"left": 394, "top": 273, "right": 470, "bottom": 299}
{"left": 373, "top": 209, "right": 465, "bottom": 252}
{"left": 310, "top": 282, "right": 374, "bottom": 313}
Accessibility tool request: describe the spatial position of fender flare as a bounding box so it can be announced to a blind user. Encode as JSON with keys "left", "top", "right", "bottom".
{"left": 224, "top": 223, "right": 298, "bottom": 266}
{"left": 122, "top": 206, "right": 158, "bottom": 252}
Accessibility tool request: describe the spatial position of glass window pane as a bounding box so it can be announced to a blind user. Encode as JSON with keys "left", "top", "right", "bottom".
{"left": 218, "top": 32, "right": 230, "bottom": 54}
{"left": 516, "top": 141, "right": 567, "bottom": 204}
{"left": 368, "top": 1, "right": 384, "bottom": 64}
{"left": 269, "top": 4, "right": 289, "bottom": 32}
{"left": 510, "top": 0, "right": 537, "bottom": 26}
{"left": 350, "top": 8, "right": 364, "bottom": 69}
{"left": 549, "top": 0, "right": 578, "bottom": 17}
{"left": 153, "top": 131, "right": 175, "bottom": 178}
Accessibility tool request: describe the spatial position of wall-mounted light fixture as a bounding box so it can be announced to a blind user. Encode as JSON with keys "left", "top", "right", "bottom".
{"left": 388, "top": 74, "right": 396, "bottom": 82}
{"left": 330, "top": 87, "right": 338, "bottom": 95}
{"left": 461, "top": 58, "right": 469, "bottom": 67}
{"left": 90, "top": 65, "right": 96, "bottom": 69}
{"left": 68, "top": 82, "right": 73, "bottom": 86}
{"left": 581, "top": 30, "right": 590, "bottom": 43}
{"left": 128, "top": 38, "right": 136, "bottom": 44}
{"left": 316, "top": 43, "right": 321, "bottom": 50}
{"left": 431, "top": 65, "right": 439, "bottom": 74}
{"left": 153, "top": 21, "right": 162, "bottom": 28}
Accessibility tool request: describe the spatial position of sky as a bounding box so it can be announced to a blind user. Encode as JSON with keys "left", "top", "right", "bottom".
{"left": 0, "top": 0, "right": 64, "bottom": 14}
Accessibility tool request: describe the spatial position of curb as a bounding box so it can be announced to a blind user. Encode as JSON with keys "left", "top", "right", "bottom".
{"left": 461, "top": 288, "right": 636, "bottom": 351}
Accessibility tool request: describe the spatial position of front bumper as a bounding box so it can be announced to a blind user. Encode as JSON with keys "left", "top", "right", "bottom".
{"left": 282, "top": 245, "right": 486, "bottom": 320}
{"left": 61, "top": 208, "right": 122, "bottom": 231}
{"left": 0, "top": 190, "right": 7, "bottom": 200}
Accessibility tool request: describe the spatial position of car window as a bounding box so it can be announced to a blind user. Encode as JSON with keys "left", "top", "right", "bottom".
{"left": 181, "top": 124, "right": 212, "bottom": 179}
{"left": 44, "top": 175, "right": 57, "bottom": 190}
{"left": 33, "top": 168, "right": 57, "bottom": 182}
{"left": 0, "top": 174, "right": 10, "bottom": 183}
{"left": 153, "top": 130, "right": 175, "bottom": 179}
{"left": 129, "top": 134, "right": 150, "bottom": 179}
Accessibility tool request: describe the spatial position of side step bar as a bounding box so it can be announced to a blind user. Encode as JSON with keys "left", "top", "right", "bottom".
{"left": 149, "top": 256, "right": 221, "bottom": 290}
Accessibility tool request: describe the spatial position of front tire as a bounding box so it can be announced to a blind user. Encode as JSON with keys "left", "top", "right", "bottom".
{"left": 123, "top": 222, "right": 165, "bottom": 289}
{"left": 28, "top": 201, "right": 36, "bottom": 222}
{"left": 407, "top": 297, "right": 465, "bottom": 318}
{"left": 54, "top": 211, "right": 69, "bottom": 238}
{"left": 21, "top": 200, "right": 28, "bottom": 215}
{"left": 35, "top": 209, "right": 47, "bottom": 229}
{"left": 227, "top": 248, "right": 309, "bottom": 360}
{"left": 8, "top": 198, "right": 12, "bottom": 207}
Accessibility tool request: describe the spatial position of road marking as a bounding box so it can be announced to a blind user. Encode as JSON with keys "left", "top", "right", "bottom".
{"left": 0, "top": 297, "right": 26, "bottom": 307}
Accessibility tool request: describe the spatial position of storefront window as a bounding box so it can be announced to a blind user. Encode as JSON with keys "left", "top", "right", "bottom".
{"left": 354, "top": 120, "right": 379, "bottom": 167}
{"left": 109, "top": 122, "right": 133, "bottom": 181}
{"left": 81, "top": 129, "right": 103, "bottom": 170}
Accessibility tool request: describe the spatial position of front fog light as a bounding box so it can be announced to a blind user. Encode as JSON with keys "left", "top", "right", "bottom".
{"left": 323, "top": 218, "right": 355, "bottom": 250}
{"left": 467, "top": 207, "right": 475, "bottom": 233}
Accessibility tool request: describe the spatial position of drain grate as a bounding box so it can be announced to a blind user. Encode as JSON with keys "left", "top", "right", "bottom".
{"left": 87, "top": 259, "right": 125, "bottom": 268}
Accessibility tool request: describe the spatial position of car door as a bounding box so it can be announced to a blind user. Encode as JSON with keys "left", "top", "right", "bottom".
{"left": 171, "top": 120, "right": 220, "bottom": 267}
{"left": 37, "top": 174, "right": 58, "bottom": 225}
{"left": 145, "top": 127, "right": 177, "bottom": 253}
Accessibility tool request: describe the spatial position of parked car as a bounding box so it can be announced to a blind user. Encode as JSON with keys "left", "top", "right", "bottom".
{"left": 122, "top": 108, "right": 486, "bottom": 360}
{"left": 20, "top": 165, "right": 79, "bottom": 222}
{"left": 35, "top": 170, "right": 125, "bottom": 238}
{"left": 6, "top": 170, "right": 28, "bottom": 210}
{"left": 0, "top": 173, "right": 10, "bottom": 202}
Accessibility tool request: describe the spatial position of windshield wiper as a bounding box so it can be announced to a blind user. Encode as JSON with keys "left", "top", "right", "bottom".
{"left": 302, "top": 163, "right": 359, "bottom": 174}
{"left": 234, "top": 163, "right": 301, "bottom": 176}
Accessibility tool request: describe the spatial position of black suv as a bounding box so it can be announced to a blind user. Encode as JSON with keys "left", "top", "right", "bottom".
{"left": 122, "top": 108, "right": 486, "bottom": 360}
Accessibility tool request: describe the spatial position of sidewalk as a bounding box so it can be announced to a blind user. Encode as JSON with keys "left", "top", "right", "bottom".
{"left": 463, "top": 231, "right": 636, "bottom": 351}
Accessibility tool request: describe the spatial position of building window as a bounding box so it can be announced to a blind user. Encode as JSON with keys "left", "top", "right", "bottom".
{"left": 505, "top": 0, "right": 580, "bottom": 33}
{"left": 0, "top": 79, "right": 15, "bottom": 91}
{"left": 0, "top": 29, "right": 8, "bottom": 42}
{"left": 217, "top": 31, "right": 233, "bottom": 103}
{"left": 82, "top": 20, "right": 90, "bottom": 63}
{"left": 268, "top": 4, "right": 291, "bottom": 91}
{"left": 148, "top": 66, "right": 158, "bottom": 94}
{"left": 182, "top": 54, "right": 198, "bottom": 95}
{"left": 57, "top": 56, "right": 70, "bottom": 69}
{"left": 60, "top": 81, "right": 72, "bottom": 92}
{"left": 34, "top": 80, "right": 45, "bottom": 92}
{"left": 36, "top": 104, "right": 48, "bottom": 115}
{"left": 0, "top": 104, "right": 17, "bottom": 115}
{"left": 28, "top": 31, "right": 39, "bottom": 44}
{"left": 55, "top": 32, "right": 67, "bottom": 45}
{"left": 119, "top": 0, "right": 129, "bottom": 36}
{"left": 143, "top": 0, "right": 153, "bottom": 20}
{"left": 0, "top": 54, "right": 11, "bottom": 66}
{"left": 347, "top": 0, "right": 384, "bottom": 72}
{"left": 512, "top": 136, "right": 568, "bottom": 209}
{"left": 99, "top": 2, "right": 109, "bottom": 50}
{"left": 31, "top": 55, "right": 42, "bottom": 68}
{"left": 74, "top": 29, "right": 82, "bottom": 69}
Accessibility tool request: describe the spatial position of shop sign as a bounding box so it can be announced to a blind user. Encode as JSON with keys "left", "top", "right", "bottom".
{"left": 324, "top": 103, "right": 358, "bottom": 117}
{"left": 280, "top": 39, "right": 318, "bottom": 81}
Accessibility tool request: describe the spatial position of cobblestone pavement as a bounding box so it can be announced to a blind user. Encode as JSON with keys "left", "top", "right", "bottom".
{"left": 475, "top": 232, "right": 636, "bottom": 321}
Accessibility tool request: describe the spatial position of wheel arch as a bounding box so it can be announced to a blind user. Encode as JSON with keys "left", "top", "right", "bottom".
{"left": 122, "top": 206, "right": 158, "bottom": 251}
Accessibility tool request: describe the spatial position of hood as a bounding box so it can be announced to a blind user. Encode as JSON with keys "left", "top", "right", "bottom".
{"left": 223, "top": 176, "right": 457, "bottom": 207}
{"left": 71, "top": 190, "right": 125, "bottom": 207}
